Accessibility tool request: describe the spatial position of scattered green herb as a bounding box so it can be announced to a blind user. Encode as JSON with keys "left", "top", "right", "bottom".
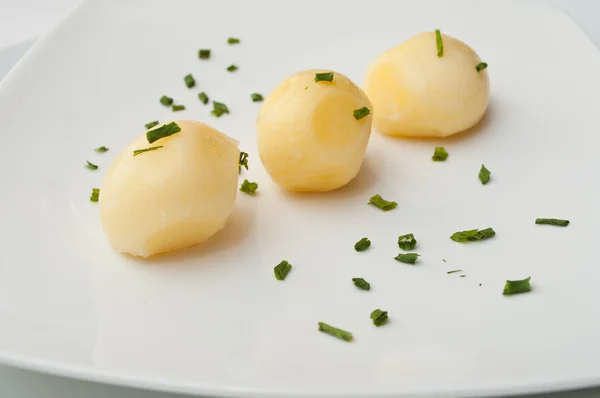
{"left": 503, "top": 277, "right": 532, "bottom": 295}
{"left": 240, "top": 179, "right": 258, "bottom": 195}
{"left": 274, "top": 260, "right": 292, "bottom": 280}
{"left": 239, "top": 151, "right": 249, "bottom": 172}
{"left": 432, "top": 146, "right": 448, "bottom": 161}
{"left": 251, "top": 93, "right": 264, "bottom": 102}
{"left": 133, "top": 146, "right": 163, "bottom": 156}
{"left": 198, "top": 92, "right": 209, "bottom": 104}
{"left": 184, "top": 74, "right": 195, "bottom": 88}
{"left": 172, "top": 104, "right": 186, "bottom": 112}
{"left": 352, "top": 278, "right": 371, "bottom": 291}
{"left": 318, "top": 322, "right": 353, "bottom": 342}
{"left": 370, "top": 309, "right": 388, "bottom": 327}
{"left": 476, "top": 62, "right": 488, "bottom": 72}
{"left": 435, "top": 29, "right": 443, "bottom": 57}
{"left": 228, "top": 37, "right": 240, "bottom": 44}
{"left": 450, "top": 227, "right": 496, "bottom": 243}
{"left": 198, "top": 49, "right": 211, "bottom": 59}
{"left": 460, "top": 275, "right": 466, "bottom": 278}
{"left": 535, "top": 218, "right": 569, "bottom": 227}
{"left": 368, "top": 194, "right": 397, "bottom": 211}
{"left": 314, "top": 72, "right": 334, "bottom": 83}
{"left": 145, "top": 121, "right": 159, "bottom": 130}
{"left": 94, "top": 146, "right": 109, "bottom": 153}
{"left": 226, "top": 64, "right": 238, "bottom": 72}
{"left": 90, "top": 188, "right": 100, "bottom": 202}
{"left": 479, "top": 164, "right": 491, "bottom": 184}
{"left": 146, "top": 122, "right": 181, "bottom": 143}
{"left": 447, "top": 269, "right": 462, "bottom": 274}
{"left": 354, "top": 237, "right": 371, "bottom": 252}
{"left": 211, "top": 101, "right": 229, "bottom": 117}
{"left": 353, "top": 106, "right": 371, "bottom": 120}
{"left": 394, "top": 253, "right": 420, "bottom": 264}
{"left": 160, "top": 95, "right": 173, "bottom": 106}
{"left": 398, "top": 233, "right": 417, "bottom": 251}
{"left": 85, "top": 161, "right": 98, "bottom": 170}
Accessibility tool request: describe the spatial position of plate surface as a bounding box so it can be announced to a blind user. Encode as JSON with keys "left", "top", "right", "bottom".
{"left": 0, "top": 0, "right": 599, "bottom": 397}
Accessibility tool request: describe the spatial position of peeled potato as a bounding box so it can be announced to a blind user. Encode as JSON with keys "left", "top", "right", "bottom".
{"left": 99, "top": 120, "right": 239, "bottom": 257}
{"left": 364, "top": 31, "right": 489, "bottom": 138}
{"left": 257, "top": 69, "right": 372, "bottom": 192}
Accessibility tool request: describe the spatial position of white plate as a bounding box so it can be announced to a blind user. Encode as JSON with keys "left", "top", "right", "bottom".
{"left": 0, "top": 0, "right": 599, "bottom": 397}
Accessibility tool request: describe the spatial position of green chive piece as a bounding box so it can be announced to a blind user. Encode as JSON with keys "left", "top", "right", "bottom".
{"left": 352, "top": 277, "right": 371, "bottom": 290}
{"left": 370, "top": 309, "right": 388, "bottom": 327}
{"left": 228, "top": 37, "right": 240, "bottom": 45}
{"left": 435, "top": 29, "right": 443, "bottom": 57}
{"left": 432, "top": 146, "right": 448, "bottom": 161}
{"left": 240, "top": 179, "right": 258, "bottom": 195}
{"left": 184, "top": 74, "right": 195, "bottom": 88}
{"left": 146, "top": 122, "right": 181, "bottom": 144}
{"left": 251, "top": 93, "right": 264, "bottom": 102}
{"left": 211, "top": 101, "right": 230, "bottom": 117}
{"left": 160, "top": 95, "right": 173, "bottom": 106}
{"left": 476, "top": 62, "right": 488, "bottom": 72}
{"left": 447, "top": 269, "right": 462, "bottom": 274}
{"left": 479, "top": 164, "right": 491, "bottom": 184}
{"left": 314, "top": 72, "right": 334, "bottom": 83}
{"left": 90, "top": 188, "right": 100, "bottom": 202}
{"left": 503, "top": 277, "right": 532, "bottom": 295}
{"left": 318, "top": 322, "right": 353, "bottom": 342}
{"left": 85, "top": 161, "right": 98, "bottom": 170}
{"left": 442, "top": 259, "right": 447, "bottom": 262}
{"left": 450, "top": 227, "right": 496, "bottom": 243}
{"left": 172, "top": 104, "right": 185, "bottom": 112}
{"left": 398, "top": 233, "right": 417, "bottom": 251}
{"left": 198, "top": 49, "right": 211, "bottom": 59}
{"left": 94, "top": 146, "right": 109, "bottom": 153}
{"left": 394, "top": 252, "right": 420, "bottom": 264}
{"left": 368, "top": 194, "right": 397, "bottom": 211}
{"left": 226, "top": 64, "right": 238, "bottom": 72}
{"left": 354, "top": 237, "right": 371, "bottom": 252}
{"left": 198, "top": 92, "right": 209, "bottom": 104}
{"left": 133, "top": 146, "right": 163, "bottom": 156}
{"left": 274, "top": 260, "right": 292, "bottom": 281}
{"left": 460, "top": 275, "right": 467, "bottom": 278}
{"left": 535, "top": 218, "right": 570, "bottom": 227}
{"left": 239, "top": 151, "right": 249, "bottom": 173}
{"left": 353, "top": 106, "right": 371, "bottom": 120}
{"left": 145, "top": 121, "right": 159, "bottom": 130}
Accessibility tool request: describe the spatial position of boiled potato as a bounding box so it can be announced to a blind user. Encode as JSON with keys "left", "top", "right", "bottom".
{"left": 364, "top": 31, "right": 489, "bottom": 138}
{"left": 257, "top": 69, "right": 372, "bottom": 192}
{"left": 100, "top": 120, "right": 239, "bottom": 257}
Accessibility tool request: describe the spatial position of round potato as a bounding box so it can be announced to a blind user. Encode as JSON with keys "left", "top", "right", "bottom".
{"left": 364, "top": 31, "right": 489, "bottom": 138}
{"left": 257, "top": 69, "right": 372, "bottom": 192}
{"left": 99, "top": 120, "right": 239, "bottom": 257}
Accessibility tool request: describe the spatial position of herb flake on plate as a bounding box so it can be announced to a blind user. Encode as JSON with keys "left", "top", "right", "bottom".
{"left": 394, "top": 253, "right": 420, "bottom": 264}
{"left": 398, "top": 233, "right": 417, "bottom": 251}
{"left": 479, "top": 164, "right": 491, "bottom": 184}
{"left": 318, "top": 322, "right": 353, "bottom": 342}
{"left": 274, "top": 260, "right": 292, "bottom": 280}
{"left": 450, "top": 227, "right": 495, "bottom": 243}
{"left": 432, "top": 146, "right": 448, "bottom": 161}
{"left": 535, "top": 218, "right": 569, "bottom": 227}
{"left": 85, "top": 161, "right": 98, "bottom": 170}
{"left": 240, "top": 179, "right": 258, "bottom": 195}
{"left": 503, "top": 277, "right": 532, "bottom": 295}
{"left": 370, "top": 309, "right": 388, "bottom": 327}
{"left": 354, "top": 237, "right": 371, "bottom": 252}
{"left": 90, "top": 188, "right": 100, "bottom": 202}
{"left": 352, "top": 277, "right": 371, "bottom": 291}
{"left": 368, "top": 194, "right": 397, "bottom": 211}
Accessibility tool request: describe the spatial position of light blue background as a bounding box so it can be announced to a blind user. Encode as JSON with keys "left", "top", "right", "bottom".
{"left": 0, "top": 0, "right": 598, "bottom": 396}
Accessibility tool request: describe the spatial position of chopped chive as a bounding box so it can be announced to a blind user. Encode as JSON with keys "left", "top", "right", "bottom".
{"left": 90, "top": 188, "right": 100, "bottom": 202}
{"left": 226, "top": 64, "right": 238, "bottom": 72}
{"left": 447, "top": 269, "right": 462, "bottom": 274}
{"left": 503, "top": 277, "right": 532, "bottom": 295}
{"left": 172, "top": 104, "right": 186, "bottom": 112}
{"left": 460, "top": 275, "right": 467, "bottom": 278}
{"left": 314, "top": 72, "right": 334, "bottom": 83}
{"left": 251, "top": 93, "right": 264, "bottom": 102}
{"left": 479, "top": 164, "right": 491, "bottom": 184}
{"left": 211, "top": 101, "right": 230, "bottom": 117}
{"left": 352, "top": 277, "right": 371, "bottom": 291}
{"left": 198, "top": 92, "right": 209, "bottom": 104}
{"left": 450, "top": 227, "right": 496, "bottom": 243}
{"left": 353, "top": 106, "right": 371, "bottom": 120}
{"left": 318, "top": 322, "right": 353, "bottom": 342}
{"left": 442, "top": 259, "right": 447, "bottom": 262}
{"left": 398, "top": 233, "right": 417, "bottom": 251}
{"left": 133, "top": 146, "right": 163, "bottom": 156}
{"left": 304, "top": 86, "right": 308, "bottom": 90}
{"left": 274, "top": 260, "right": 292, "bottom": 280}
{"left": 94, "top": 146, "right": 109, "bottom": 153}
{"left": 394, "top": 253, "right": 420, "bottom": 264}
{"left": 145, "top": 121, "right": 159, "bottom": 130}
{"left": 354, "top": 237, "right": 371, "bottom": 252}
{"left": 146, "top": 122, "right": 181, "bottom": 144}
{"left": 368, "top": 194, "right": 397, "bottom": 211}
{"left": 435, "top": 29, "right": 443, "bottom": 57}
{"left": 239, "top": 151, "right": 249, "bottom": 173}
{"left": 535, "top": 218, "right": 569, "bottom": 227}
{"left": 160, "top": 95, "right": 173, "bottom": 106}
{"left": 228, "top": 37, "right": 240, "bottom": 45}
{"left": 432, "top": 146, "right": 448, "bottom": 161}
{"left": 184, "top": 74, "right": 195, "bottom": 88}
{"left": 476, "top": 62, "right": 488, "bottom": 72}
{"left": 370, "top": 309, "right": 388, "bottom": 327}
{"left": 198, "top": 49, "right": 211, "bottom": 59}
{"left": 85, "top": 161, "right": 98, "bottom": 170}
{"left": 240, "top": 179, "right": 258, "bottom": 195}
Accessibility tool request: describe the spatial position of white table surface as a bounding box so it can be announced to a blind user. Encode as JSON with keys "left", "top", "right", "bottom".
{"left": 1, "top": 0, "right": 599, "bottom": 397}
